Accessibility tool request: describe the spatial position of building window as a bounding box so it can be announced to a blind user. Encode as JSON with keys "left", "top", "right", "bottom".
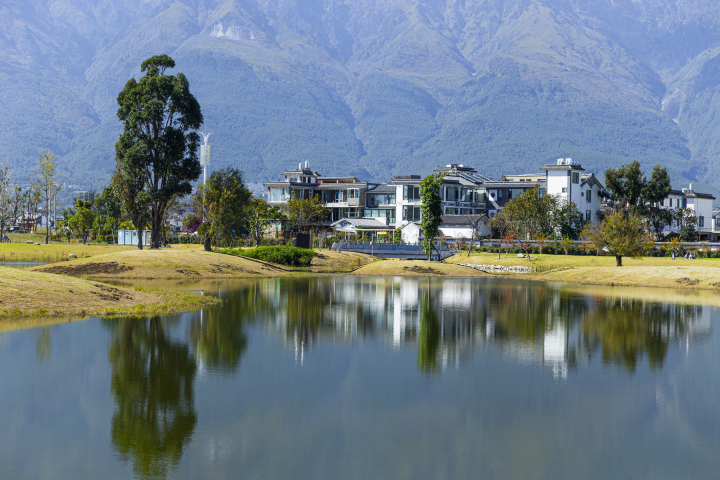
{"left": 586, "top": 210, "right": 591, "bottom": 222}
{"left": 403, "top": 185, "right": 420, "bottom": 202}
{"left": 403, "top": 206, "right": 421, "bottom": 221}
{"left": 270, "top": 188, "right": 290, "bottom": 202}
{"left": 497, "top": 190, "right": 503, "bottom": 200}
{"left": 699, "top": 216, "right": 705, "bottom": 227}
{"left": 366, "top": 208, "right": 395, "bottom": 223}
{"left": 539, "top": 188, "right": 546, "bottom": 196}
{"left": 446, "top": 187, "right": 458, "bottom": 202}
{"left": 586, "top": 190, "right": 591, "bottom": 202}
{"left": 561, "top": 187, "right": 567, "bottom": 193}
{"left": 476, "top": 191, "right": 486, "bottom": 203}
{"left": 349, "top": 188, "right": 359, "bottom": 199}
{"left": 572, "top": 172, "right": 580, "bottom": 184}
{"left": 347, "top": 208, "right": 358, "bottom": 218}
{"left": 445, "top": 208, "right": 458, "bottom": 215}
{"left": 368, "top": 193, "right": 395, "bottom": 206}
{"left": 682, "top": 198, "right": 687, "bottom": 208}
{"left": 461, "top": 188, "right": 473, "bottom": 202}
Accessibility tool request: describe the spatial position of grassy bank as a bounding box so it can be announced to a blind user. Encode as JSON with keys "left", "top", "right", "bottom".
{"left": 353, "top": 259, "right": 490, "bottom": 277}
{"left": 445, "top": 252, "right": 720, "bottom": 289}
{"left": 31, "top": 248, "right": 372, "bottom": 279}
{"left": 0, "top": 266, "right": 218, "bottom": 319}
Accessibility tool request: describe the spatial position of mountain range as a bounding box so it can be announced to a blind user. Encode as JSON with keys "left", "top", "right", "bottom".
{"left": 3, "top": 0, "right": 720, "bottom": 199}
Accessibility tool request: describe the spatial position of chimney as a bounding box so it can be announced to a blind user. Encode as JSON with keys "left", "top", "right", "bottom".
{"left": 298, "top": 163, "right": 302, "bottom": 171}
{"left": 305, "top": 160, "right": 309, "bottom": 169}
{"left": 689, "top": 183, "right": 694, "bottom": 191}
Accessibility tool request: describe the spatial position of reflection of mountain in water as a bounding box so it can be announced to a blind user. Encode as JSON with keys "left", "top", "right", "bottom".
{"left": 254, "top": 278, "right": 712, "bottom": 377}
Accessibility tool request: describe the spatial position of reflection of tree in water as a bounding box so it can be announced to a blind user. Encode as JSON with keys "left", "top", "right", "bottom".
{"left": 582, "top": 299, "right": 693, "bottom": 372}
{"left": 35, "top": 326, "right": 52, "bottom": 361}
{"left": 487, "top": 285, "right": 697, "bottom": 373}
{"left": 417, "top": 292, "right": 441, "bottom": 374}
{"left": 189, "top": 290, "right": 250, "bottom": 375}
{"left": 107, "top": 317, "right": 197, "bottom": 479}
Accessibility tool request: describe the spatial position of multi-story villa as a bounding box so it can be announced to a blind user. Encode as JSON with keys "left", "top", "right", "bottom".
{"left": 264, "top": 158, "right": 718, "bottom": 241}
{"left": 658, "top": 185, "right": 716, "bottom": 240}
{"left": 265, "top": 161, "right": 375, "bottom": 223}
{"left": 434, "top": 164, "right": 491, "bottom": 216}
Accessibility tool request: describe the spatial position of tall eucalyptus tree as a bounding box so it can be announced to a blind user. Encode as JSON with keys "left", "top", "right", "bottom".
{"left": 115, "top": 55, "right": 202, "bottom": 249}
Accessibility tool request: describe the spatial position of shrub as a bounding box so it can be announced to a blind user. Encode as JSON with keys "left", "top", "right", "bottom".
{"left": 217, "top": 245, "right": 315, "bottom": 267}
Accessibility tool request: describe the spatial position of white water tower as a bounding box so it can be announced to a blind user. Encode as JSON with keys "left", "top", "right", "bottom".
{"left": 199, "top": 130, "right": 215, "bottom": 185}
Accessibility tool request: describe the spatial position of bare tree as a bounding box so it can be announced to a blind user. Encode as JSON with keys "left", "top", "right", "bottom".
{"left": 30, "top": 151, "right": 64, "bottom": 244}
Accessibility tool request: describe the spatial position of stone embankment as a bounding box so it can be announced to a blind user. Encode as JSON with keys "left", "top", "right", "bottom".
{"left": 457, "top": 263, "right": 534, "bottom": 274}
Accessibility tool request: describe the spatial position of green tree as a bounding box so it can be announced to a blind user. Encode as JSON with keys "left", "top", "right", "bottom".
{"left": 111, "top": 167, "right": 150, "bottom": 249}
{"left": 604, "top": 160, "right": 645, "bottom": 209}
{"left": 64, "top": 199, "right": 96, "bottom": 244}
{"left": 583, "top": 211, "right": 652, "bottom": 266}
{"left": 94, "top": 187, "right": 123, "bottom": 243}
{"left": 419, "top": 174, "right": 443, "bottom": 260}
{"left": 674, "top": 207, "right": 698, "bottom": 242}
{"left": 245, "top": 198, "right": 284, "bottom": 247}
{"left": 283, "top": 195, "right": 329, "bottom": 234}
{"left": 115, "top": 54, "right": 202, "bottom": 249}
{"left": 552, "top": 199, "right": 585, "bottom": 240}
{"left": 198, "top": 168, "right": 251, "bottom": 251}
{"left": 490, "top": 187, "right": 556, "bottom": 259}
{"left": 30, "top": 151, "right": 63, "bottom": 244}
{"left": 393, "top": 224, "right": 403, "bottom": 243}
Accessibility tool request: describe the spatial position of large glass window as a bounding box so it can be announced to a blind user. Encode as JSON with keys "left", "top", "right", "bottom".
{"left": 368, "top": 193, "right": 396, "bottom": 206}
{"left": 270, "top": 188, "right": 290, "bottom": 202}
{"left": 446, "top": 187, "right": 458, "bottom": 202}
{"left": 366, "top": 208, "right": 396, "bottom": 223}
{"left": 349, "top": 188, "right": 359, "bottom": 199}
{"left": 572, "top": 172, "right": 580, "bottom": 184}
{"left": 460, "top": 188, "right": 472, "bottom": 203}
{"left": 403, "top": 185, "right": 421, "bottom": 202}
{"left": 475, "top": 190, "right": 486, "bottom": 203}
{"left": 445, "top": 207, "right": 458, "bottom": 215}
{"left": 509, "top": 188, "right": 525, "bottom": 199}
{"left": 403, "top": 206, "right": 421, "bottom": 221}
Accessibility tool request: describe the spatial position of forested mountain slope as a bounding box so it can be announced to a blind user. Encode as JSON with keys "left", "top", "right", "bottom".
{"left": 3, "top": 0, "right": 720, "bottom": 196}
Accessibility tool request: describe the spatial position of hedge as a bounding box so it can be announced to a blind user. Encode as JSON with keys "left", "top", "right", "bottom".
{"left": 216, "top": 245, "right": 315, "bottom": 267}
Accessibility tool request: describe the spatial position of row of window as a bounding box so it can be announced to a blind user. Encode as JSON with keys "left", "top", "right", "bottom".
{"left": 660, "top": 198, "right": 688, "bottom": 208}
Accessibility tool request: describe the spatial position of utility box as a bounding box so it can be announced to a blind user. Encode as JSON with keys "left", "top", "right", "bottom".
{"left": 295, "top": 233, "right": 311, "bottom": 249}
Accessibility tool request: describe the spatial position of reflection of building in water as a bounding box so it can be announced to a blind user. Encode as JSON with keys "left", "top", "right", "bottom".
{"left": 257, "top": 278, "right": 713, "bottom": 376}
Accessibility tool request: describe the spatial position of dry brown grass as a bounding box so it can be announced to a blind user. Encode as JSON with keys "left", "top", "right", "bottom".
{"left": 536, "top": 265, "right": 720, "bottom": 290}
{"left": 353, "top": 259, "right": 489, "bottom": 277}
{"left": 0, "top": 266, "right": 217, "bottom": 319}
{"left": 30, "top": 248, "right": 372, "bottom": 279}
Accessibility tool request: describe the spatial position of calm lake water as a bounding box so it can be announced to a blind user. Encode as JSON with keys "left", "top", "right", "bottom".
{"left": 1, "top": 276, "right": 719, "bottom": 479}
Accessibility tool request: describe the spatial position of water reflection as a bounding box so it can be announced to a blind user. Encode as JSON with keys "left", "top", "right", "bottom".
{"left": 105, "top": 318, "right": 197, "bottom": 479}
{"left": 94, "top": 277, "right": 712, "bottom": 478}
{"left": 250, "top": 278, "right": 711, "bottom": 377}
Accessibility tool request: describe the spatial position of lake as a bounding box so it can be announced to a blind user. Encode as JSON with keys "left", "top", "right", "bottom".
{"left": 1, "top": 276, "right": 719, "bottom": 479}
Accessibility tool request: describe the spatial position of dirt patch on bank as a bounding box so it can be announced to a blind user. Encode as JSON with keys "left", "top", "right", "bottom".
{"left": 41, "top": 261, "right": 135, "bottom": 276}
{"left": 403, "top": 265, "right": 445, "bottom": 275}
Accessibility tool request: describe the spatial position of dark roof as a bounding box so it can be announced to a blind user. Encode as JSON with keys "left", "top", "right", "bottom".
{"left": 390, "top": 175, "right": 422, "bottom": 184}
{"left": 441, "top": 214, "right": 487, "bottom": 226}
{"left": 367, "top": 184, "right": 397, "bottom": 194}
{"left": 482, "top": 181, "right": 543, "bottom": 188}
{"left": 669, "top": 189, "right": 716, "bottom": 200}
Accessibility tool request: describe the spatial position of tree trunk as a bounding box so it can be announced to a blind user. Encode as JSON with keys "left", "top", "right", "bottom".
{"left": 136, "top": 227, "right": 143, "bottom": 250}
{"left": 615, "top": 255, "right": 623, "bottom": 267}
{"left": 45, "top": 198, "right": 50, "bottom": 244}
{"left": 204, "top": 235, "right": 212, "bottom": 252}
